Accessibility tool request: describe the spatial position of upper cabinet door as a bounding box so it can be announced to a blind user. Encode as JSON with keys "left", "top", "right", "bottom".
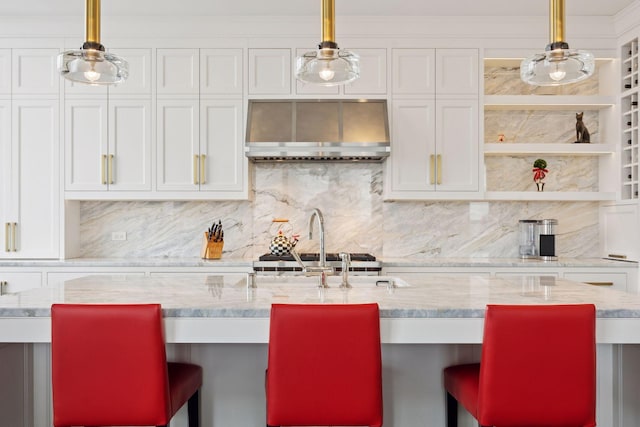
{"left": 156, "top": 48, "right": 199, "bottom": 95}
{"left": 392, "top": 48, "right": 435, "bottom": 96}
{"left": 108, "top": 48, "right": 152, "bottom": 96}
{"left": 0, "top": 50, "right": 11, "bottom": 94}
{"left": 435, "top": 49, "right": 479, "bottom": 96}
{"left": 344, "top": 48, "right": 387, "bottom": 95}
{"left": 200, "top": 49, "right": 243, "bottom": 95}
{"left": 12, "top": 49, "right": 59, "bottom": 95}
{"left": 248, "top": 48, "right": 291, "bottom": 95}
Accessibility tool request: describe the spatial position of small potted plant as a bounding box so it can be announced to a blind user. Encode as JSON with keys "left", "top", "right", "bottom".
{"left": 532, "top": 158, "right": 548, "bottom": 192}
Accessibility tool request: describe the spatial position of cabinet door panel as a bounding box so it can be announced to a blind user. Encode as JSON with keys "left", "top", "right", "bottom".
{"left": 435, "top": 99, "right": 479, "bottom": 192}
{"left": 156, "top": 49, "right": 199, "bottom": 95}
{"left": 109, "top": 100, "right": 152, "bottom": 191}
{"left": 563, "top": 272, "right": 627, "bottom": 293}
{"left": 435, "top": 49, "right": 479, "bottom": 95}
{"left": 392, "top": 48, "right": 435, "bottom": 96}
{"left": 200, "top": 49, "right": 243, "bottom": 95}
{"left": 344, "top": 48, "right": 387, "bottom": 95}
{"left": 389, "top": 100, "right": 436, "bottom": 192}
{"left": 200, "top": 100, "right": 244, "bottom": 192}
{"left": 248, "top": 48, "right": 291, "bottom": 95}
{"left": 0, "top": 101, "right": 11, "bottom": 255}
{"left": 0, "top": 272, "right": 42, "bottom": 292}
{"left": 65, "top": 99, "right": 108, "bottom": 191}
{"left": 157, "top": 100, "right": 199, "bottom": 191}
{"left": 0, "top": 49, "right": 11, "bottom": 94}
{"left": 12, "top": 48, "right": 59, "bottom": 95}
{"left": 108, "top": 48, "right": 152, "bottom": 95}
{"left": 13, "top": 100, "right": 59, "bottom": 258}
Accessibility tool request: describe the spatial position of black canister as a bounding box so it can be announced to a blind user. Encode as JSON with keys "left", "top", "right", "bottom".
{"left": 537, "top": 219, "right": 558, "bottom": 261}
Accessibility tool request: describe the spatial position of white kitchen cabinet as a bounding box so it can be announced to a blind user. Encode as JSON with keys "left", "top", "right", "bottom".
{"left": 108, "top": 48, "right": 153, "bottom": 95}
{"left": 65, "top": 98, "right": 152, "bottom": 192}
{"left": 0, "top": 271, "right": 42, "bottom": 293}
{"left": 200, "top": 48, "right": 243, "bottom": 95}
{"left": 392, "top": 48, "right": 435, "bottom": 96}
{"left": 0, "top": 49, "right": 11, "bottom": 94}
{"left": 248, "top": 48, "right": 291, "bottom": 95}
{"left": 11, "top": 48, "right": 59, "bottom": 95}
{"left": 563, "top": 272, "right": 628, "bottom": 293}
{"left": 386, "top": 48, "right": 480, "bottom": 199}
{"left": 157, "top": 48, "right": 199, "bottom": 95}
{"left": 2, "top": 100, "right": 60, "bottom": 258}
{"left": 344, "top": 48, "right": 387, "bottom": 95}
{"left": 600, "top": 203, "right": 640, "bottom": 262}
{"left": 386, "top": 98, "right": 478, "bottom": 196}
{"left": 199, "top": 100, "right": 245, "bottom": 192}
{"left": 435, "top": 49, "right": 479, "bottom": 95}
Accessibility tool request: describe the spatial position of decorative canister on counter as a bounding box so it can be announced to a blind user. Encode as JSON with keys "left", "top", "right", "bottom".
{"left": 269, "top": 219, "right": 299, "bottom": 256}
{"left": 201, "top": 220, "right": 224, "bottom": 259}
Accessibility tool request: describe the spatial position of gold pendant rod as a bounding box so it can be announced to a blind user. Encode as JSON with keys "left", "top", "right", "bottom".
{"left": 86, "top": 0, "right": 101, "bottom": 44}
{"left": 549, "top": 0, "right": 565, "bottom": 44}
{"left": 321, "top": 0, "right": 335, "bottom": 44}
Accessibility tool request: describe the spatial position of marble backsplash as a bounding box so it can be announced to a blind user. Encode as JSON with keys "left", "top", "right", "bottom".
{"left": 79, "top": 163, "right": 599, "bottom": 260}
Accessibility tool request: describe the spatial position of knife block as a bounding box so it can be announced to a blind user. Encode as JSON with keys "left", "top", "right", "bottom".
{"left": 201, "top": 232, "right": 223, "bottom": 259}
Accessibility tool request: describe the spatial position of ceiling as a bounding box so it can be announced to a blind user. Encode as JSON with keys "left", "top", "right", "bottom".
{"left": 0, "top": 0, "right": 636, "bottom": 18}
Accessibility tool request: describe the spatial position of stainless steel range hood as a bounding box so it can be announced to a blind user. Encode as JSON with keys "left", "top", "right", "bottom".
{"left": 245, "top": 99, "right": 390, "bottom": 161}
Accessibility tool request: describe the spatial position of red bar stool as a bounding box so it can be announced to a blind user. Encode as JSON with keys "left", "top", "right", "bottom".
{"left": 443, "top": 304, "right": 596, "bottom": 427}
{"left": 51, "top": 303, "right": 203, "bottom": 427}
{"left": 266, "top": 303, "right": 383, "bottom": 427}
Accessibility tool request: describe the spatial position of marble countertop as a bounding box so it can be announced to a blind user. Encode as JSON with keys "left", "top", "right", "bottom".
{"left": 0, "top": 256, "right": 635, "bottom": 269}
{"left": 2, "top": 273, "right": 640, "bottom": 319}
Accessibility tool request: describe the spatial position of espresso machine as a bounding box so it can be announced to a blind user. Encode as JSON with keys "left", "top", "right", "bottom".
{"left": 518, "top": 219, "right": 558, "bottom": 261}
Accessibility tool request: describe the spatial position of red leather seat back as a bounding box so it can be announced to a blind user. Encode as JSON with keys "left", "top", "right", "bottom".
{"left": 266, "top": 303, "right": 383, "bottom": 427}
{"left": 477, "top": 304, "right": 596, "bottom": 427}
{"left": 51, "top": 304, "right": 171, "bottom": 427}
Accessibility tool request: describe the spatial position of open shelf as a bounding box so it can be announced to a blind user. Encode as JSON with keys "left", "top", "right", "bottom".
{"left": 484, "top": 191, "right": 616, "bottom": 201}
{"left": 484, "top": 143, "right": 616, "bottom": 155}
{"left": 484, "top": 95, "right": 615, "bottom": 110}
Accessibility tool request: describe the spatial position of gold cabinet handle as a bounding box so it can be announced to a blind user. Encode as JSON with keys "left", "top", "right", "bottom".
{"left": 200, "top": 154, "right": 206, "bottom": 184}
{"left": 193, "top": 155, "right": 199, "bottom": 185}
{"left": 429, "top": 155, "right": 435, "bottom": 185}
{"left": 101, "top": 154, "right": 107, "bottom": 185}
{"left": 11, "top": 222, "right": 17, "bottom": 252}
{"left": 4, "top": 223, "right": 9, "bottom": 252}
{"left": 0, "top": 281, "right": 5, "bottom": 296}
{"left": 585, "top": 282, "right": 614, "bottom": 286}
{"left": 109, "top": 154, "right": 114, "bottom": 184}
{"left": 436, "top": 154, "right": 442, "bottom": 185}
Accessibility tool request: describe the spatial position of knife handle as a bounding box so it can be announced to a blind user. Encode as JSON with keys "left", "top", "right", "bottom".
{"left": 4, "top": 223, "right": 9, "bottom": 252}
{"left": 200, "top": 154, "right": 206, "bottom": 184}
{"left": 109, "top": 154, "right": 114, "bottom": 184}
{"left": 101, "top": 154, "right": 107, "bottom": 185}
{"left": 429, "top": 155, "right": 435, "bottom": 185}
{"left": 193, "top": 155, "right": 199, "bottom": 185}
{"left": 436, "top": 154, "right": 442, "bottom": 185}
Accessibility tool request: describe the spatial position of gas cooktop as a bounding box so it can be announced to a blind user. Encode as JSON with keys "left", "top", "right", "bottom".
{"left": 258, "top": 252, "right": 376, "bottom": 262}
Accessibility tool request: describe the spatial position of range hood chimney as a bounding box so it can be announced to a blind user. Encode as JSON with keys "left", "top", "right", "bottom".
{"left": 245, "top": 99, "right": 390, "bottom": 162}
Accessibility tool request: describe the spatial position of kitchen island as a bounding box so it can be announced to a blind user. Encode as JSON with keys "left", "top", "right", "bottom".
{"left": 2, "top": 274, "right": 640, "bottom": 427}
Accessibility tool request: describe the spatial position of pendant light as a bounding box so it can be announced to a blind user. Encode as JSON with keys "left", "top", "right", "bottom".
{"left": 57, "top": 0, "right": 128, "bottom": 86}
{"left": 295, "top": 0, "right": 359, "bottom": 86}
{"left": 520, "top": 0, "right": 594, "bottom": 86}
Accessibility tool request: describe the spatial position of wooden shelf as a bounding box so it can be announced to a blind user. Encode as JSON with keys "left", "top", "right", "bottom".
{"left": 483, "top": 143, "right": 616, "bottom": 155}
{"left": 484, "top": 191, "right": 616, "bottom": 201}
{"left": 484, "top": 95, "right": 615, "bottom": 110}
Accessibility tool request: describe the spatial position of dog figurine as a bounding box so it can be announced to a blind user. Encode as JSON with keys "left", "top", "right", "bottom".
{"left": 575, "top": 112, "right": 590, "bottom": 143}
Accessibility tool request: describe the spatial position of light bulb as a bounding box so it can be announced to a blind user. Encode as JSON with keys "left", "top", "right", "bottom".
{"left": 548, "top": 62, "right": 566, "bottom": 82}
{"left": 83, "top": 62, "right": 101, "bottom": 83}
{"left": 319, "top": 63, "right": 335, "bottom": 81}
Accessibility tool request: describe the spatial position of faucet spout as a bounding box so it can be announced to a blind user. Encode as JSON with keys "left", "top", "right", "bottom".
{"left": 309, "top": 208, "right": 326, "bottom": 268}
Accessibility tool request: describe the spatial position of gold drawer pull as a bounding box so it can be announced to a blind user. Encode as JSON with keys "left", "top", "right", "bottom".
{"left": 109, "top": 154, "right": 114, "bottom": 184}
{"left": 200, "top": 154, "right": 206, "bottom": 184}
{"left": 4, "top": 223, "right": 9, "bottom": 252}
{"left": 193, "top": 155, "right": 199, "bottom": 185}
{"left": 11, "top": 222, "right": 17, "bottom": 252}
{"left": 101, "top": 154, "right": 107, "bottom": 185}
{"left": 429, "top": 155, "right": 435, "bottom": 185}
{"left": 585, "top": 282, "right": 614, "bottom": 287}
{"left": 436, "top": 154, "right": 442, "bottom": 185}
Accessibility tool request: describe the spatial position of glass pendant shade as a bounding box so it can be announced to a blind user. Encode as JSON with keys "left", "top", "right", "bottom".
{"left": 296, "top": 48, "right": 359, "bottom": 86}
{"left": 57, "top": 0, "right": 128, "bottom": 86}
{"left": 520, "top": 0, "right": 594, "bottom": 86}
{"left": 58, "top": 47, "right": 128, "bottom": 86}
{"left": 521, "top": 47, "right": 594, "bottom": 86}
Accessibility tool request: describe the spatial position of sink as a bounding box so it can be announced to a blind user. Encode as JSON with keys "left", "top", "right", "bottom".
{"left": 253, "top": 275, "right": 410, "bottom": 288}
